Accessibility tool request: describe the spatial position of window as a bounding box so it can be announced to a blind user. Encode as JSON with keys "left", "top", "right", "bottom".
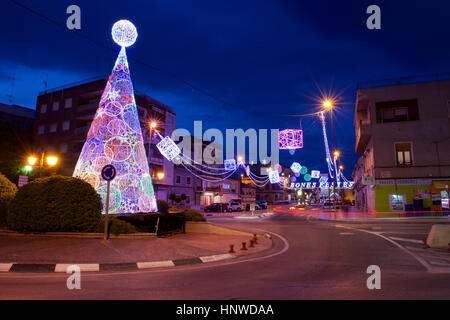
{"left": 389, "top": 194, "right": 406, "bottom": 211}
{"left": 62, "top": 120, "right": 70, "bottom": 131}
{"left": 40, "top": 104, "right": 47, "bottom": 113}
{"left": 186, "top": 177, "right": 191, "bottom": 185}
{"left": 38, "top": 125, "right": 45, "bottom": 135}
{"left": 52, "top": 101, "right": 60, "bottom": 111}
{"left": 376, "top": 99, "right": 419, "bottom": 123}
{"left": 60, "top": 143, "right": 68, "bottom": 153}
{"left": 186, "top": 196, "right": 190, "bottom": 204}
{"left": 50, "top": 123, "right": 57, "bottom": 133}
{"left": 65, "top": 98, "right": 72, "bottom": 109}
{"left": 395, "top": 142, "right": 412, "bottom": 166}
{"left": 176, "top": 176, "right": 181, "bottom": 184}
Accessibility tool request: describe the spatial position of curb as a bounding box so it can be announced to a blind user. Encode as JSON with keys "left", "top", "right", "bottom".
{"left": 0, "top": 253, "right": 237, "bottom": 274}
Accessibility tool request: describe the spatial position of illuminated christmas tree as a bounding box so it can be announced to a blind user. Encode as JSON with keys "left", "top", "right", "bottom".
{"left": 73, "top": 20, "right": 157, "bottom": 214}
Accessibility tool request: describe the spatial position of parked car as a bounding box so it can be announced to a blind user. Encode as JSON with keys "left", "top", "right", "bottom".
{"left": 204, "top": 203, "right": 222, "bottom": 212}
{"left": 228, "top": 202, "right": 242, "bottom": 211}
{"left": 255, "top": 201, "right": 267, "bottom": 209}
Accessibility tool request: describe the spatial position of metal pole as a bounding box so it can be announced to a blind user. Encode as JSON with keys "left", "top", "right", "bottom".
{"left": 104, "top": 180, "right": 110, "bottom": 240}
{"left": 40, "top": 152, "right": 45, "bottom": 178}
{"left": 331, "top": 109, "right": 335, "bottom": 200}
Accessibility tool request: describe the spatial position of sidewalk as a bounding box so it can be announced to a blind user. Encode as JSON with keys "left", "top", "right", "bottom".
{"left": 0, "top": 229, "right": 271, "bottom": 272}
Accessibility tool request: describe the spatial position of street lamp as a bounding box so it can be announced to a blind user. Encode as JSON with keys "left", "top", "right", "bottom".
{"left": 46, "top": 156, "right": 58, "bottom": 166}
{"left": 339, "top": 165, "right": 344, "bottom": 171}
{"left": 323, "top": 99, "right": 336, "bottom": 198}
{"left": 28, "top": 157, "right": 37, "bottom": 166}
{"left": 157, "top": 171, "right": 165, "bottom": 180}
{"left": 27, "top": 153, "right": 59, "bottom": 177}
{"left": 148, "top": 120, "right": 158, "bottom": 176}
{"left": 334, "top": 151, "right": 340, "bottom": 159}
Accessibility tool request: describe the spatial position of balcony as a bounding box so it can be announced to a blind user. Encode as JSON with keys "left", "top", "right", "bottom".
{"left": 355, "top": 121, "right": 372, "bottom": 153}
{"left": 149, "top": 156, "right": 164, "bottom": 165}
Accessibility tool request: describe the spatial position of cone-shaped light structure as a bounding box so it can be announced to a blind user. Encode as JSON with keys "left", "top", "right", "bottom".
{"left": 73, "top": 20, "right": 157, "bottom": 214}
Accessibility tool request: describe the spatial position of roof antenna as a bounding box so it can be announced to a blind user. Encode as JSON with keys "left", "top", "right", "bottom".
{"left": 43, "top": 74, "right": 48, "bottom": 93}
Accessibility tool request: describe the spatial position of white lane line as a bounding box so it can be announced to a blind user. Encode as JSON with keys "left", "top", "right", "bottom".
{"left": 137, "top": 260, "right": 174, "bottom": 269}
{"left": 54, "top": 264, "right": 99, "bottom": 272}
{"left": 200, "top": 253, "right": 235, "bottom": 263}
{"left": 343, "top": 227, "right": 434, "bottom": 273}
{"left": 0, "top": 263, "right": 13, "bottom": 272}
{"left": 388, "top": 236, "right": 424, "bottom": 244}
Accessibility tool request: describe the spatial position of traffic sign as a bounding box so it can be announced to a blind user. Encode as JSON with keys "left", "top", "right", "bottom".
{"left": 101, "top": 164, "right": 116, "bottom": 181}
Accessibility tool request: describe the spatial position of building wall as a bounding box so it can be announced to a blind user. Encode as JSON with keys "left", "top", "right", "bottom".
{"left": 354, "top": 78, "right": 450, "bottom": 212}
{"left": 34, "top": 79, "right": 176, "bottom": 193}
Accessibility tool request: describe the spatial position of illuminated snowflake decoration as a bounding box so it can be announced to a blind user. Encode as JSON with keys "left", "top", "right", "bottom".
{"left": 73, "top": 22, "right": 157, "bottom": 214}
{"left": 224, "top": 159, "right": 237, "bottom": 171}
{"left": 319, "top": 175, "right": 329, "bottom": 183}
{"left": 112, "top": 20, "right": 138, "bottom": 47}
{"left": 268, "top": 170, "right": 280, "bottom": 184}
{"left": 156, "top": 136, "right": 181, "bottom": 161}
{"left": 311, "top": 170, "right": 320, "bottom": 179}
{"left": 278, "top": 129, "right": 303, "bottom": 150}
{"left": 290, "top": 162, "right": 301, "bottom": 174}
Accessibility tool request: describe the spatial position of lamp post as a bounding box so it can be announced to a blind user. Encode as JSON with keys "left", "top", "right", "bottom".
{"left": 323, "top": 100, "right": 335, "bottom": 199}
{"left": 28, "top": 153, "right": 58, "bottom": 177}
{"left": 148, "top": 121, "right": 157, "bottom": 175}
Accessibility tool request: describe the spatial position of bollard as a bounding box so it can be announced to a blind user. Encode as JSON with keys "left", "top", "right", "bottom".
{"left": 253, "top": 233, "right": 258, "bottom": 244}
{"left": 229, "top": 244, "right": 235, "bottom": 253}
{"left": 249, "top": 239, "right": 254, "bottom": 248}
{"left": 241, "top": 242, "right": 247, "bottom": 250}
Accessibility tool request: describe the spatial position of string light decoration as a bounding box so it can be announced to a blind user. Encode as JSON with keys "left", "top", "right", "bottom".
{"left": 311, "top": 170, "right": 320, "bottom": 179}
{"left": 111, "top": 20, "right": 138, "bottom": 47}
{"left": 73, "top": 20, "right": 157, "bottom": 214}
{"left": 268, "top": 170, "right": 280, "bottom": 184}
{"left": 156, "top": 136, "right": 181, "bottom": 161}
{"left": 278, "top": 129, "right": 303, "bottom": 150}
{"left": 290, "top": 162, "right": 301, "bottom": 174}
{"left": 224, "top": 159, "right": 237, "bottom": 171}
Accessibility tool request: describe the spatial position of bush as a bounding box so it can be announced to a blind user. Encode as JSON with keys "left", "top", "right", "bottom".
{"left": 109, "top": 218, "right": 137, "bottom": 235}
{"left": 0, "top": 172, "right": 17, "bottom": 227}
{"left": 7, "top": 175, "right": 102, "bottom": 232}
{"left": 157, "top": 199, "right": 169, "bottom": 214}
{"left": 118, "top": 213, "right": 185, "bottom": 235}
{"left": 183, "top": 209, "right": 206, "bottom": 222}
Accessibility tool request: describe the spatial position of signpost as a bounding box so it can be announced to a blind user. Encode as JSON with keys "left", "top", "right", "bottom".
{"left": 101, "top": 164, "right": 116, "bottom": 240}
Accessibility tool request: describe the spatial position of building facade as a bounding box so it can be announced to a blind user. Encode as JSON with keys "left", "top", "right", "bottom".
{"left": 353, "top": 76, "right": 450, "bottom": 213}
{"left": 34, "top": 78, "right": 175, "bottom": 200}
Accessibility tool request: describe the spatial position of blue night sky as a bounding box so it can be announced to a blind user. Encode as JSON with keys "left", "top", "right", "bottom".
{"left": 1, "top": 0, "right": 450, "bottom": 176}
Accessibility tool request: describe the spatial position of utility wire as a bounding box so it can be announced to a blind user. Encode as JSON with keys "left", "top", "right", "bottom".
{"left": 9, "top": 0, "right": 236, "bottom": 108}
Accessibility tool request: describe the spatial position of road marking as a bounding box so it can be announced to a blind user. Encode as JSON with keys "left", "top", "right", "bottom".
{"left": 343, "top": 227, "right": 448, "bottom": 273}
{"left": 54, "top": 264, "right": 99, "bottom": 272}
{"left": 388, "top": 237, "right": 424, "bottom": 244}
{"left": 0, "top": 263, "right": 13, "bottom": 272}
{"left": 137, "top": 261, "right": 175, "bottom": 269}
{"left": 200, "top": 254, "right": 235, "bottom": 263}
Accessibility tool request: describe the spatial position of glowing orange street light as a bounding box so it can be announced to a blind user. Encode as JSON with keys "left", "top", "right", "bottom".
{"left": 46, "top": 156, "right": 59, "bottom": 166}
{"left": 28, "top": 156, "right": 37, "bottom": 166}
{"left": 157, "top": 172, "right": 165, "bottom": 180}
{"left": 339, "top": 165, "right": 344, "bottom": 171}
{"left": 322, "top": 100, "right": 333, "bottom": 110}
{"left": 150, "top": 121, "right": 157, "bottom": 129}
{"left": 333, "top": 151, "right": 340, "bottom": 159}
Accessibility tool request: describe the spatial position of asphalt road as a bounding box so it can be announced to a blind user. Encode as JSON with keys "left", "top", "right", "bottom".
{"left": 0, "top": 211, "right": 449, "bottom": 299}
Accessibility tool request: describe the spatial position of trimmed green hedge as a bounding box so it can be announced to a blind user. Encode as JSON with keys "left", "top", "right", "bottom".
{"left": 7, "top": 175, "right": 103, "bottom": 232}
{"left": 118, "top": 213, "right": 185, "bottom": 235}
{"left": 183, "top": 209, "right": 206, "bottom": 222}
{"left": 157, "top": 199, "right": 169, "bottom": 214}
{"left": 0, "top": 172, "right": 17, "bottom": 227}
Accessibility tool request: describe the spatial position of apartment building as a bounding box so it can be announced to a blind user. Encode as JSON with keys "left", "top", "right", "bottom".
{"left": 353, "top": 75, "right": 450, "bottom": 213}
{"left": 34, "top": 77, "right": 175, "bottom": 200}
